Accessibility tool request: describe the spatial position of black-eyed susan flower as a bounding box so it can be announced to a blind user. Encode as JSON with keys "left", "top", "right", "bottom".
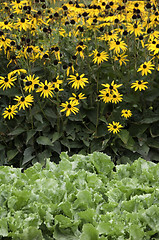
{"left": 111, "top": 91, "right": 123, "bottom": 104}
{"left": 2, "top": 105, "right": 18, "bottom": 120}
{"left": 15, "top": 18, "right": 31, "bottom": 31}
{"left": 14, "top": 95, "right": 34, "bottom": 110}
{"left": 107, "top": 121, "right": 123, "bottom": 134}
{"left": 102, "top": 81, "right": 123, "bottom": 93}
{"left": 127, "top": 23, "right": 143, "bottom": 36}
{"left": 51, "top": 76, "right": 63, "bottom": 87}
{"left": 131, "top": 80, "right": 148, "bottom": 91}
{"left": 137, "top": 61, "right": 155, "bottom": 76}
{"left": 114, "top": 52, "right": 129, "bottom": 66}
{"left": 23, "top": 75, "right": 40, "bottom": 92}
{"left": 89, "top": 49, "right": 109, "bottom": 65}
{"left": 36, "top": 80, "right": 54, "bottom": 98}
{"left": 109, "top": 39, "right": 127, "bottom": 54}
{"left": 69, "top": 93, "right": 86, "bottom": 104}
{"left": 75, "top": 43, "right": 86, "bottom": 59}
{"left": 60, "top": 100, "right": 79, "bottom": 117}
{"left": 68, "top": 73, "right": 88, "bottom": 89}
{"left": 0, "top": 74, "right": 17, "bottom": 90}
{"left": 99, "top": 89, "right": 112, "bottom": 103}
{"left": 0, "top": 20, "right": 13, "bottom": 31}
{"left": 121, "top": 109, "right": 132, "bottom": 119}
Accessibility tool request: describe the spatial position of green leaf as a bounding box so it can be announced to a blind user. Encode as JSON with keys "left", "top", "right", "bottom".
{"left": 147, "top": 138, "right": 159, "bottom": 149}
{"left": 45, "top": 108, "right": 57, "bottom": 118}
{"left": 22, "top": 147, "right": 35, "bottom": 166}
{"left": 20, "top": 226, "right": 43, "bottom": 240}
{"left": 86, "top": 108, "right": 97, "bottom": 125}
{"left": 8, "top": 127, "right": 25, "bottom": 136}
{"left": 118, "top": 129, "right": 129, "bottom": 145}
{"left": 7, "top": 149, "right": 19, "bottom": 161}
{"left": 36, "top": 136, "right": 53, "bottom": 146}
{"left": 55, "top": 215, "right": 72, "bottom": 229}
{"left": 0, "top": 219, "right": 8, "bottom": 237}
{"left": 140, "top": 115, "right": 159, "bottom": 124}
{"left": 137, "top": 143, "right": 149, "bottom": 157}
{"left": 129, "top": 124, "right": 148, "bottom": 137}
{"left": 26, "top": 130, "right": 36, "bottom": 144}
{"left": 52, "top": 132, "right": 62, "bottom": 143}
{"left": 129, "top": 225, "right": 145, "bottom": 240}
{"left": 150, "top": 122, "right": 159, "bottom": 137}
{"left": 90, "top": 152, "right": 114, "bottom": 176}
{"left": 78, "top": 209, "right": 96, "bottom": 224}
{"left": 80, "top": 223, "right": 99, "bottom": 240}
{"left": 34, "top": 113, "right": 43, "bottom": 123}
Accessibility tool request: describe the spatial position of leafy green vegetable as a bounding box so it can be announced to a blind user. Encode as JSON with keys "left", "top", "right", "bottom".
{"left": 0, "top": 152, "right": 159, "bottom": 239}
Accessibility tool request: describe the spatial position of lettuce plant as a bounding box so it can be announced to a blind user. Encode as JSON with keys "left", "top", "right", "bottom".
{"left": 0, "top": 152, "right": 159, "bottom": 239}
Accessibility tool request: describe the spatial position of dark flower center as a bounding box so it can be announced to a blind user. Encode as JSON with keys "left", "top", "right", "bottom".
{"left": 106, "top": 93, "right": 109, "bottom": 97}
{"left": 67, "top": 104, "right": 71, "bottom": 108}
{"left": 97, "top": 53, "right": 101, "bottom": 57}
{"left": 138, "top": 81, "right": 141, "bottom": 84}
{"left": 143, "top": 64, "right": 147, "bottom": 68}
{"left": 54, "top": 47, "right": 59, "bottom": 52}
{"left": 21, "top": 18, "right": 25, "bottom": 23}
{"left": 21, "top": 97, "right": 25, "bottom": 102}
{"left": 76, "top": 76, "right": 80, "bottom": 80}
{"left": 54, "top": 88, "right": 58, "bottom": 92}
{"left": 113, "top": 95, "right": 117, "bottom": 98}
{"left": 77, "top": 47, "right": 82, "bottom": 52}
{"left": 156, "top": 44, "right": 159, "bottom": 48}
{"left": 113, "top": 125, "right": 117, "bottom": 129}
{"left": 26, "top": 81, "right": 32, "bottom": 86}
{"left": 4, "top": 21, "right": 8, "bottom": 25}
{"left": 4, "top": 77, "right": 8, "bottom": 82}
{"left": 34, "top": 84, "right": 39, "bottom": 88}
{"left": 116, "top": 41, "right": 120, "bottom": 45}
{"left": 8, "top": 109, "right": 12, "bottom": 112}
{"left": 44, "top": 85, "right": 48, "bottom": 90}
{"left": 52, "top": 78, "right": 57, "bottom": 82}
{"left": 27, "top": 47, "right": 33, "bottom": 53}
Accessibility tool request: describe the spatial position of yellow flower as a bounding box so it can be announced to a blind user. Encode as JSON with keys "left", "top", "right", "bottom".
{"left": 0, "top": 74, "right": 17, "bottom": 90}
{"left": 109, "top": 39, "right": 127, "bottom": 54}
{"left": 90, "top": 49, "right": 109, "bottom": 65}
{"left": 68, "top": 73, "right": 88, "bottom": 89}
{"left": 36, "top": 80, "right": 54, "bottom": 98}
{"left": 114, "top": 52, "right": 129, "bottom": 66}
{"left": 99, "top": 89, "right": 112, "bottom": 103}
{"left": 111, "top": 91, "right": 123, "bottom": 104}
{"left": 14, "top": 95, "right": 34, "bottom": 110}
{"left": 15, "top": 18, "right": 31, "bottom": 31}
{"left": 60, "top": 100, "right": 79, "bottom": 117}
{"left": 137, "top": 61, "right": 154, "bottom": 76}
{"left": 131, "top": 80, "right": 148, "bottom": 91}
{"left": 121, "top": 109, "right": 132, "bottom": 119}
{"left": 107, "top": 121, "right": 123, "bottom": 134}
{"left": 23, "top": 75, "right": 40, "bottom": 92}
{"left": 2, "top": 105, "right": 18, "bottom": 120}
{"left": 102, "top": 81, "right": 123, "bottom": 93}
{"left": 69, "top": 93, "right": 86, "bottom": 104}
{"left": 127, "top": 23, "right": 143, "bottom": 37}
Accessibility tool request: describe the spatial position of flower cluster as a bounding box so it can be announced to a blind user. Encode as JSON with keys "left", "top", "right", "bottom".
{"left": 0, "top": 0, "right": 158, "bottom": 137}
